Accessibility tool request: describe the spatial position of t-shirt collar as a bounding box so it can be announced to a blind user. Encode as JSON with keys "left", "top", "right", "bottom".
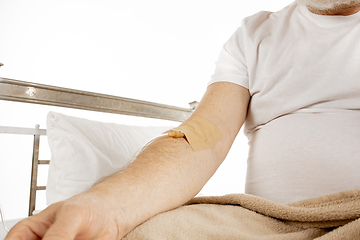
{"left": 298, "top": 3, "right": 360, "bottom": 28}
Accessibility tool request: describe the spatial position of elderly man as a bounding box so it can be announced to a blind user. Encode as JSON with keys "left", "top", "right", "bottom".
{"left": 5, "top": 0, "right": 360, "bottom": 239}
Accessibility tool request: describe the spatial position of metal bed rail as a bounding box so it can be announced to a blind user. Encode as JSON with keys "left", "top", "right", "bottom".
{"left": 0, "top": 125, "right": 47, "bottom": 216}
{"left": 0, "top": 77, "right": 197, "bottom": 122}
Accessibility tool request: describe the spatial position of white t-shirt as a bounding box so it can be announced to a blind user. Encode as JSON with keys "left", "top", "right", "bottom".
{"left": 210, "top": 1, "right": 360, "bottom": 203}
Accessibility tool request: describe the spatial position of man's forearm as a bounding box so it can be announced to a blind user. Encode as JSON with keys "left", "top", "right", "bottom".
{"left": 4, "top": 83, "right": 249, "bottom": 240}
{"left": 86, "top": 133, "right": 225, "bottom": 234}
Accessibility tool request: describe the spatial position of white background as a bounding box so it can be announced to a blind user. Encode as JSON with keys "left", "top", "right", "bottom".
{"left": 0, "top": 0, "right": 293, "bottom": 220}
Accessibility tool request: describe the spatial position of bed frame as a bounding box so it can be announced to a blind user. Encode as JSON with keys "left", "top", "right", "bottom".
{"left": 0, "top": 77, "right": 197, "bottom": 216}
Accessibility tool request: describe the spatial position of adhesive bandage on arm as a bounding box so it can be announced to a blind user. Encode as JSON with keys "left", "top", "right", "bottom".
{"left": 168, "top": 116, "right": 223, "bottom": 151}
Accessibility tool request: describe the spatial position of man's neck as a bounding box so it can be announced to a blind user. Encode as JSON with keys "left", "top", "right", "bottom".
{"left": 308, "top": 4, "right": 360, "bottom": 16}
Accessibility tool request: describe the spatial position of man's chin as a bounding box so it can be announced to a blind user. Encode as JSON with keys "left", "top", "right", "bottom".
{"left": 296, "top": 0, "right": 360, "bottom": 11}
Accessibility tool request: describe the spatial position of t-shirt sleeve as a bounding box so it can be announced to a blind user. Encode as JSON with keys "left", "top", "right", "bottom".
{"left": 208, "top": 26, "right": 249, "bottom": 89}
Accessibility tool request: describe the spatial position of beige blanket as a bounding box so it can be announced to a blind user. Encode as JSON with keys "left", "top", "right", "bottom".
{"left": 123, "top": 189, "right": 360, "bottom": 239}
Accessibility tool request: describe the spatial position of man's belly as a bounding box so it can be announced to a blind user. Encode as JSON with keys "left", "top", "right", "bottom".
{"left": 245, "top": 109, "right": 360, "bottom": 203}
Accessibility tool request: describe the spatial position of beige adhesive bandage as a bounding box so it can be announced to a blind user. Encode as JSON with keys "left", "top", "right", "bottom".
{"left": 168, "top": 116, "right": 223, "bottom": 151}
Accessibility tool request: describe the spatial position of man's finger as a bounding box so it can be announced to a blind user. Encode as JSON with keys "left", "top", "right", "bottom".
{"left": 5, "top": 223, "right": 38, "bottom": 240}
{"left": 5, "top": 216, "right": 50, "bottom": 240}
{"left": 42, "top": 210, "right": 85, "bottom": 240}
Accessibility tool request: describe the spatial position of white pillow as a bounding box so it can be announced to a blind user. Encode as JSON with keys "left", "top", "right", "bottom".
{"left": 46, "top": 111, "right": 173, "bottom": 205}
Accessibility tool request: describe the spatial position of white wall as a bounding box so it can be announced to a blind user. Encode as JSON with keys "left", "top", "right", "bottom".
{"left": 0, "top": 0, "right": 293, "bottom": 220}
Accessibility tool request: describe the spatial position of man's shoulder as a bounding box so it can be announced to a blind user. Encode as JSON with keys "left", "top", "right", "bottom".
{"left": 241, "top": 2, "right": 298, "bottom": 33}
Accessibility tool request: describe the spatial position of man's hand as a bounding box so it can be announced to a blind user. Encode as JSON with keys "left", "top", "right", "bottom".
{"left": 5, "top": 193, "right": 127, "bottom": 240}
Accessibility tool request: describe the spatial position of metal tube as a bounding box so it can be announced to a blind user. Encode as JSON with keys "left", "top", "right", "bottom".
{"left": 28, "top": 125, "right": 41, "bottom": 216}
